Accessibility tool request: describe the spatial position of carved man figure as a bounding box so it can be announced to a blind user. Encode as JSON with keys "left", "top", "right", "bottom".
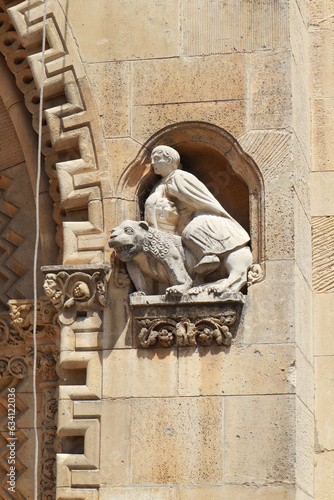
{"left": 145, "top": 146, "right": 252, "bottom": 285}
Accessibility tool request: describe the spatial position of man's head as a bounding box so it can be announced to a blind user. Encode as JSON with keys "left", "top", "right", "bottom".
{"left": 151, "top": 146, "right": 180, "bottom": 176}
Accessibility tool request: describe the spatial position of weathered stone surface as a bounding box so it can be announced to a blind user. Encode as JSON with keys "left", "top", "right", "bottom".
{"left": 178, "top": 344, "right": 296, "bottom": 396}
{"left": 107, "top": 138, "right": 142, "bottom": 188}
{"left": 314, "top": 293, "right": 334, "bottom": 356}
{"left": 133, "top": 55, "right": 246, "bottom": 105}
{"left": 315, "top": 451, "right": 334, "bottom": 500}
{"left": 181, "top": 0, "right": 290, "bottom": 56}
{"left": 265, "top": 184, "right": 294, "bottom": 260}
{"left": 249, "top": 51, "right": 292, "bottom": 130}
{"left": 315, "top": 356, "right": 334, "bottom": 450}
{"left": 240, "top": 260, "right": 295, "bottom": 344}
{"left": 100, "top": 487, "right": 175, "bottom": 499}
{"left": 311, "top": 173, "right": 334, "bottom": 214}
{"left": 0, "top": 0, "right": 322, "bottom": 498}
{"left": 295, "top": 267, "right": 313, "bottom": 362}
{"left": 103, "top": 349, "right": 178, "bottom": 398}
{"left": 86, "top": 62, "right": 130, "bottom": 138}
{"left": 294, "top": 196, "right": 312, "bottom": 285}
{"left": 103, "top": 287, "right": 132, "bottom": 349}
{"left": 131, "top": 100, "right": 246, "bottom": 144}
{"left": 295, "top": 351, "right": 311, "bottom": 411}
{"left": 131, "top": 397, "right": 224, "bottom": 484}
{"left": 14, "top": 428, "right": 40, "bottom": 499}
{"left": 0, "top": 164, "right": 42, "bottom": 308}
{"left": 311, "top": 30, "right": 334, "bottom": 99}
{"left": 296, "top": 398, "right": 314, "bottom": 496}
{"left": 62, "top": 0, "right": 179, "bottom": 62}
{"left": 224, "top": 395, "right": 295, "bottom": 484}
{"left": 312, "top": 100, "right": 334, "bottom": 171}
{"left": 176, "top": 485, "right": 295, "bottom": 500}
{"left": 293, "top": 134, "right": 311, "bottom": 218}
{"left": 296, "top": 489, "right": 314, "bottom": 500}
{"left": 291, "top": 0, "right": 309, "bottom": 157}
{"left": 97, "top": 399, "right": 131, "bottom": 486}
{"left": 309, "top": 0, "right": 334, "bottom": 27}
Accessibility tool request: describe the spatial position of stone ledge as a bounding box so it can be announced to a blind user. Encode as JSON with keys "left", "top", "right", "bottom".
{"left": 130, "top": 292, "right": 245, "bottom": 348}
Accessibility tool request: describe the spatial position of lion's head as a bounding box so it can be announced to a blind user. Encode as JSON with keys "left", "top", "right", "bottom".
{"left": 108, "top": 220, "right": 150, "bottom": 262}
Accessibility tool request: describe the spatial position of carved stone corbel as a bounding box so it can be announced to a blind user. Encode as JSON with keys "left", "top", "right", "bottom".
{"left": 131, "top": 292, "right": 245, "bottom": 349}
{"left": 42, "top": 265, "right": 110, "bottom": 325}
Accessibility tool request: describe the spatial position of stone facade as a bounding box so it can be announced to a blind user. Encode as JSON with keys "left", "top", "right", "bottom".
{"left": 0, "top": 0, "right": 332, "bottom": 498}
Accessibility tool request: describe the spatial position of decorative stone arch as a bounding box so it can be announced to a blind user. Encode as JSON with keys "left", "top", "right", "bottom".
{"left": 0, "top": 0, "right": 112, "bottom": 265}
{"left": 117, "top": 122, "right": 265, "bottom": 268}
{"left": 0, "top": 54, "right": 56, "bottom": 262}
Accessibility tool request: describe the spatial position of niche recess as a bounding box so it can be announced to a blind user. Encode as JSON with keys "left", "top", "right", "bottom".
{"left": 117, "top": 122, "right": 264, "bottom": 269}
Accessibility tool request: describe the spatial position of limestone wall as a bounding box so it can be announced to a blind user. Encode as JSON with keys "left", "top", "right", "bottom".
{"left": 0, "top": 0, "right": 330, "bottom": 498}
{"left": 309, "top": 1, "right": 334, "bottom": 499}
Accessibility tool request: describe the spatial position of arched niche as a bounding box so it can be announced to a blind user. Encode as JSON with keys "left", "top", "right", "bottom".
{"left": 117, "top": 122, "right": 265, "bottom": 267}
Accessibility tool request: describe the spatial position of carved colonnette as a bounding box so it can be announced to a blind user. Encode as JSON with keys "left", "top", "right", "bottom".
{"left": 42, "top": 265, "right": 109, "bottom": 500}
{"left": 0, "top": 0, "right": 112, "bottom": 265}
{"left": 0, "top": 300, "right": 59, "bottom": 499}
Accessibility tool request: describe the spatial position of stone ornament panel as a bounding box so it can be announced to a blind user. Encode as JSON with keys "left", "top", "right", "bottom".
{"left": 131, "top": 292, "right": 245, "bottom": 348}
{"left": 0, "top": 339, "right": 59, "bottom": 499}
{"left": 0, "top": 377, "right": 28, "bottom": 499}
{"left": 42, "top": 266, "right": 109, "bottom": 499}
{"left": 0, "top": 0, "right": 112, "bottom": 265}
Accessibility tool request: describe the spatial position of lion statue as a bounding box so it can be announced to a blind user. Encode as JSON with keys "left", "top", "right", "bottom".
{"left": 108, "top": 220, "right": 193, "bottom": 296}
{"left": 108, "top": 219, "right": 253, "bottom": 296}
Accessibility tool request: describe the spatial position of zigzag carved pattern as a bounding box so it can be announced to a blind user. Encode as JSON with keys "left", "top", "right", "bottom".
{"left": 0, "top": 0, "right": 112, "bottom": 264}
{"left": 0, "top": 175, "right": 27, "bottom": 309}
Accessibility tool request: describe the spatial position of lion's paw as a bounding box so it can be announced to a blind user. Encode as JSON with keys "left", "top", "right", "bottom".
{"left": 130, "top": 290, "right": 147, "bottom": 297}
{"left": 187, "top": 286, "right": 204, "bottom": 295}
{"left": 166, "top": 284, "right": 190, "bottom": 296}
{"left": 207, "top": 283, "right": 229, "bottom": 295}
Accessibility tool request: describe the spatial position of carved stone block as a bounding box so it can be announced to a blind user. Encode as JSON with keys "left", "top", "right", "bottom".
{"left": 42, "top": 265, "right": 109, "bottom": 324}
{"left": 130, "top": 292, "right": 245, "bottom": 348}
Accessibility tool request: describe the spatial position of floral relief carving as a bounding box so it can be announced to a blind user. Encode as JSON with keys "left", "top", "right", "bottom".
{"left": 39, "top": 346, "right": 60, "bottom": 500}
{"left": 9, "top": 298, "right": 60, "bottom": 340}
{"left": 0, "top": 354, "right": 31, "bottom": 378}
{"left": 132, "top": 292, "right": 244, "bottom": 349}
{"left": 137, "top": 311, "right": 237, "bottom": 348}
{"left": 0, "top": 299, "right": 59, "bottom": 348}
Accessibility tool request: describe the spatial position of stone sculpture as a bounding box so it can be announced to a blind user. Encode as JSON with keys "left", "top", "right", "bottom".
{"left": 108, "top": 220, "right": 193, "bottom": 295}
{"left": 109, "top": 145, "right": 252, "bottom": 296}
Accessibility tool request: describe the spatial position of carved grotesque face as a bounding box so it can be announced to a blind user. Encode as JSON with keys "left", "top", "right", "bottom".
{"left": 43, "top": 274, "right": 57, "bottom": 297}
{"left": 108, "top": 220, "right": 150, "bottom": 262}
